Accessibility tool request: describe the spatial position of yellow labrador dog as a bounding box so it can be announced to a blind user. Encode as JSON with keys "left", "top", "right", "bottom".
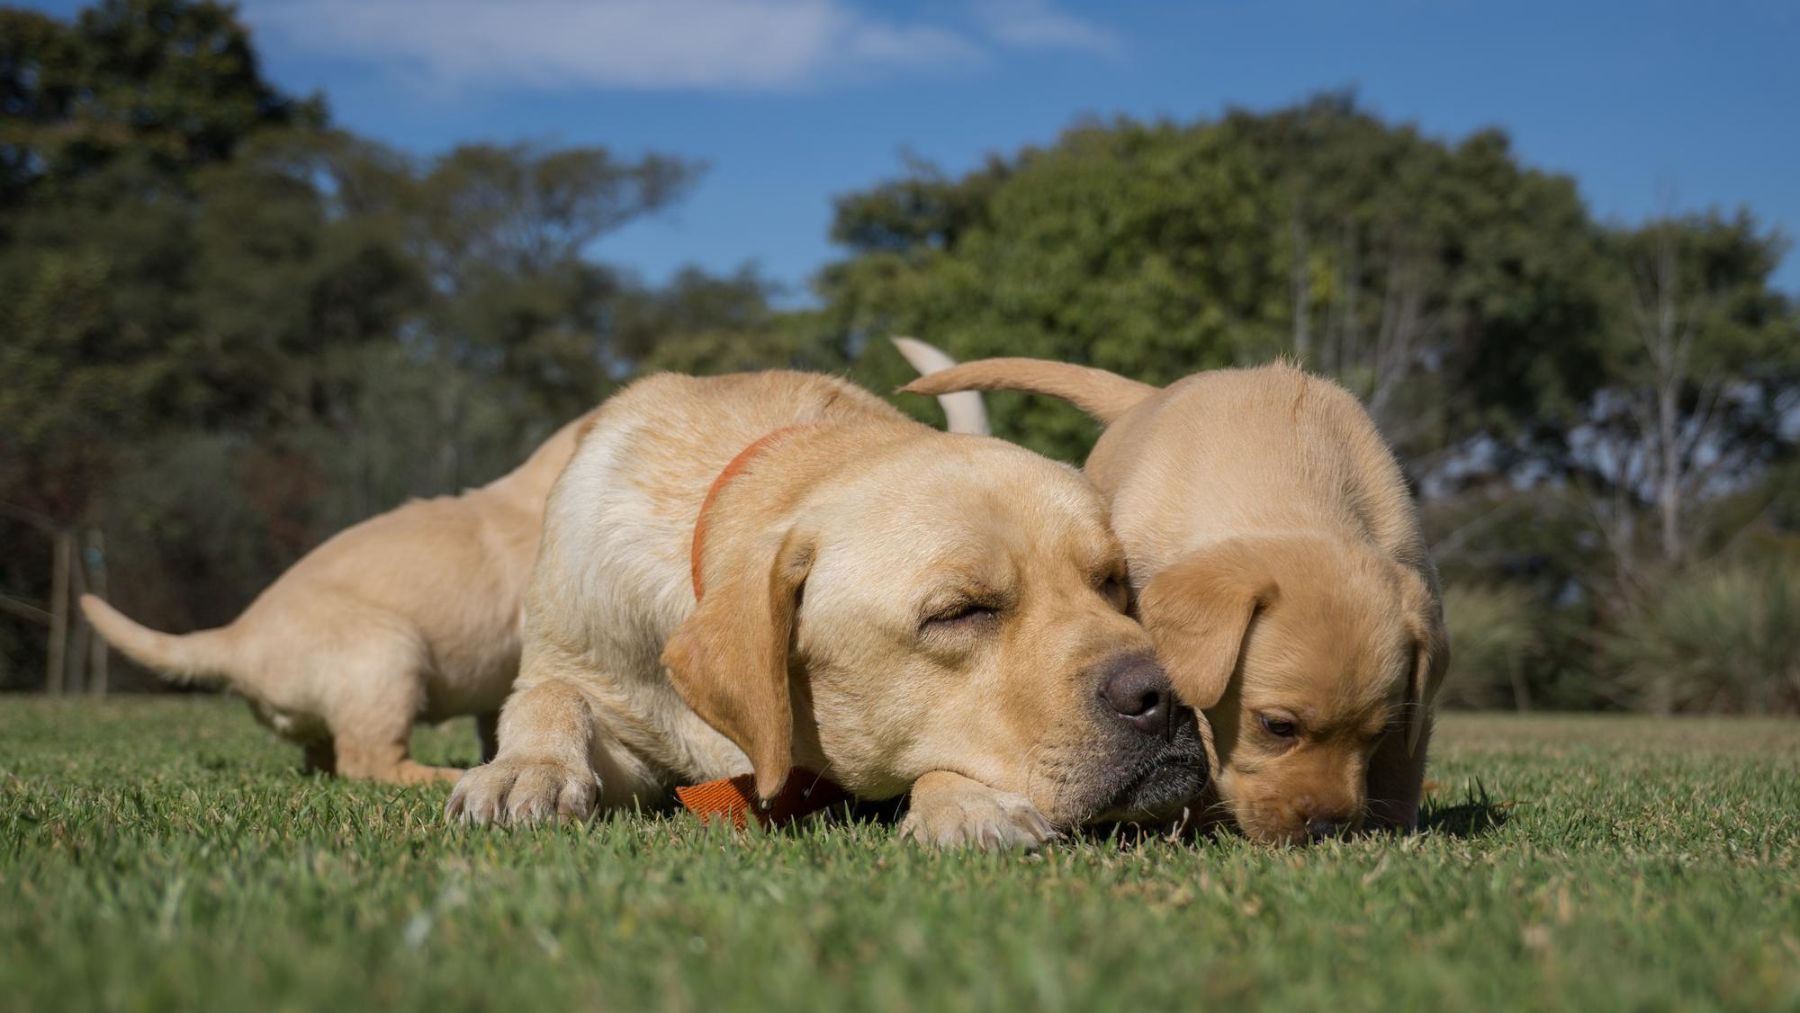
{"left": 907, "top": 356, "right": 1449, "bottom": 845}
{"left": 80, "top": 411, "right": 600, "bottom": 784}
{"left": 445, "top": 371, "right": 1208, "bottom": 847}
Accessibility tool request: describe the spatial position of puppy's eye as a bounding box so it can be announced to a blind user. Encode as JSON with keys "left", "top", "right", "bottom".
{"left": 922, "top": 602, "right": 1001, "bottom": 632}
{"left": 1259, "top": 714, "right": 1298, "bottom": 739}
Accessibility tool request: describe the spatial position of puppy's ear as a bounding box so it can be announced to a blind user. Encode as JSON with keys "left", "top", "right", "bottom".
{"left": 1137, "top": 543, "right": 1276, "bottom": 710}
{"left": 662, "top": 528, "right": 814, "bottom": 801}
{"left": 1400, "top": 572, "right": 1451, "bottom": 757}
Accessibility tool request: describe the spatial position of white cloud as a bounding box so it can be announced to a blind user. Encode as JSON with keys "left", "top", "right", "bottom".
{"left": 974, "top": 0, "right": 1124, "bottom": 58}
{"left": 245, "top": 0, "right": 1118, "bottom": 93}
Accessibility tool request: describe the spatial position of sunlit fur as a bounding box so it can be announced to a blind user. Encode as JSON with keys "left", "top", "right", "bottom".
{"left": 447, "top": 371, "right": 1207, "bottom": 847}
{"left": 78, "top": 410, "right": 600, "bottom": 783}
{"left": 906, "top": 357, "right": 1450, "bottom": 845}
{"left": 1151, "top": 534, "right": 1435, "bottom": 844}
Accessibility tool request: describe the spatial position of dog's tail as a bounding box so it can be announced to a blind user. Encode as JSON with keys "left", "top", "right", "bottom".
{"left": 889, "top": 337, "right": 992, "bottom": 436}
{"left": 79, "top": 594, "right": 237, "bottom": 688}
{"left": 900, "top": 355, "right": 1158, "bottom": 427}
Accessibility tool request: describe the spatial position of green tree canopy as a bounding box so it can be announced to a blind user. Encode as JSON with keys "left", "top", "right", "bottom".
{"left": 0, "top": 0, "right": 755, "bottom": 688}
{"left": 824, "top": 96, "right": 1622, "bottom": 472}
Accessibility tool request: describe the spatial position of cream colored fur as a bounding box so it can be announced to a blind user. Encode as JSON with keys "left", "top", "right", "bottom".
{"left": 905, "top": 354, "right": 1450, "bottom": 844}
{"left": 80, "top": 411, "right": 599, "bottom": 784}
{"left": 446, "top": 370, "right": 1209, "bottom": 848}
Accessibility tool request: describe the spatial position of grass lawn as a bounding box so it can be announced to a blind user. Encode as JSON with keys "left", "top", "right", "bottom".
{"left": 2, "top": 698, "right": 1797, "bottom": 1012}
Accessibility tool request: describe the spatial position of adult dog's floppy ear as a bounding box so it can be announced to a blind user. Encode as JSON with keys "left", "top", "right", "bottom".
{"left": 1136, "top": 541, "right": 1276, "bottom": 711}
{"left": 662, "top": 527, "right": 814, "bottom": 801}
{"left": 1400, "top": 572, "right": 1451, "bottom": 757}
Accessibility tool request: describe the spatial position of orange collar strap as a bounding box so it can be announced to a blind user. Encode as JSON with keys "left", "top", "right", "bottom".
{"left": 679, "top": 424, "right": 850, "bottom": 826}
{"left": 674, "top": 768, "right": 855, "bottom": 829}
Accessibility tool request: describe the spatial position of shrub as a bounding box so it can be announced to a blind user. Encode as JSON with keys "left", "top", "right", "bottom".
{"left": 1611, "top": 560, "right": 1800, "bottom": 714}
{"left": 1438, "top": 584, "right": 1542, "bottom": 711}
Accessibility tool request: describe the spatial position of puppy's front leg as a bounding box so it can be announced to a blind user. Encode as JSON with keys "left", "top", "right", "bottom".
{"left": 446, "top": 678, "right": 599, "bottom": 825}
{"left": 899, "top": 771, "right": 1057, "bottom": 850}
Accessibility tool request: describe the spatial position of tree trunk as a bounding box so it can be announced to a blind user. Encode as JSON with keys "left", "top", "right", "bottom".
{"left": 1656, "top": 381, "right": 1683, "bottom": 565}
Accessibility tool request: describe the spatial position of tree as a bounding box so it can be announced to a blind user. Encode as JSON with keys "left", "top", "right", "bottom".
{"left": 405, "top": 144, "right": 699, "bottom": 420}
{"left": 1572, "top": 212, "right": 1795, "bottom": 581}
{"left": 821, "top": 100, "right": 1613, "bottom": 470}
{"left": 612, "top": 266, "right": 831, "bottom": 376}
{"left": 0, "top": 0, "right": 321, "bottom": 207}
{"left": 823, "top": 116, "right": 1286, "bottom": 460}
{"left": 0, "top": 1, "right": 730, "bottom": 690}
{"left": 1, "top": 0, "right": 320, "bottom": 523}
{"left": 1222, "top": 95, "right": 1611, "bottom": 469}
{"left": 819, "top": 97, "right": 1800, "bottom": 715}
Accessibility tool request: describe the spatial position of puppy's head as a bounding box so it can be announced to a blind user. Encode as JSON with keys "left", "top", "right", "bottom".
{"left": 662, "top": 434, "right": 1209, "bottom": 829}
{"left": 1138, "top": 534, "right": 1448, "bottom": 845}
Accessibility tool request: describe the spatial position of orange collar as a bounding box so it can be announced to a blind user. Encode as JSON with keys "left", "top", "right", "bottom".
{"left": 678, "top": 424, "right": 851, "bottom": 827}
{"left": 674, "top": 767, "right": 855, "bottom": 829}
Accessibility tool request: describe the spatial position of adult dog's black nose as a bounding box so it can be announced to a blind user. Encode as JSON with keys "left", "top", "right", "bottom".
{"left": 1100, "top": 655, "right": 1175, "bottom": 739}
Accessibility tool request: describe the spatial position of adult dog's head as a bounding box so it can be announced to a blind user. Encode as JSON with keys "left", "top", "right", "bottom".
{"left": 1139, "top": 533, "right": 1448, "bottom": 845}
{"left": 662, "top": 428, "right": 1209, "bottom": 830}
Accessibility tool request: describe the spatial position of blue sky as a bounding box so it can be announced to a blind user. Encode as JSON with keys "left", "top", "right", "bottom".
{"left": 29, "top": 0, "right": 1800, "bottom": 300}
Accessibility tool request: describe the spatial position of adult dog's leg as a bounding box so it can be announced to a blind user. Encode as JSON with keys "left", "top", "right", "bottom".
{"left": 446, "top": 678, "right": 602, "bottom": 824}
{"left": 900, "top": 770, "right": 1057, "bottom": 849}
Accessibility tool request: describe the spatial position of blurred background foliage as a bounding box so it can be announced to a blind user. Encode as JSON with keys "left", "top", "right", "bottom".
{"left": 2, "top": 1, "right": 1796, "bottom": 711}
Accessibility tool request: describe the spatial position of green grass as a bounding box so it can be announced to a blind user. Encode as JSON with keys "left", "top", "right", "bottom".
{"left": 2, "top": 699, "right": 1798, "bottom": 1012}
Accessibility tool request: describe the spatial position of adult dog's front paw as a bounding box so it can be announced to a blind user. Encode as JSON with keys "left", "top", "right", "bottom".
{"left": 900, "top": 771, "right": 1057, "bottom": 850}
{"left": 445, "top": 757, "right": 599, "bottom": 826}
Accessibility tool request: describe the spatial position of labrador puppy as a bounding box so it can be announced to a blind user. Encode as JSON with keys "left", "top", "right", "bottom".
{"left": 906, "top": 356, "right": 1449, "bottom": 844}
{"left": 445, "top": 370, "right": 1208, "bottom": 847}
{"left": 80, "top": 409, "right": 600, "bottom": 784}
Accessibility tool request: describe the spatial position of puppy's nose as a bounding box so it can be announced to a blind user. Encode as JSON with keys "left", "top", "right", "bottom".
{"left": 1305, "top": 817, "right": 1352, "bottom": 842}
{"left": 1100, "top": 655, "right": 1175, "bottom": 739}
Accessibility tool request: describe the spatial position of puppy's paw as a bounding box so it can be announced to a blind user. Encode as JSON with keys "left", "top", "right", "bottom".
{"left": 445, "top": 757, "right": 599, "bottom": 826}
{"left": 900, "top": 775, "right": 1057, "bottom": 850}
